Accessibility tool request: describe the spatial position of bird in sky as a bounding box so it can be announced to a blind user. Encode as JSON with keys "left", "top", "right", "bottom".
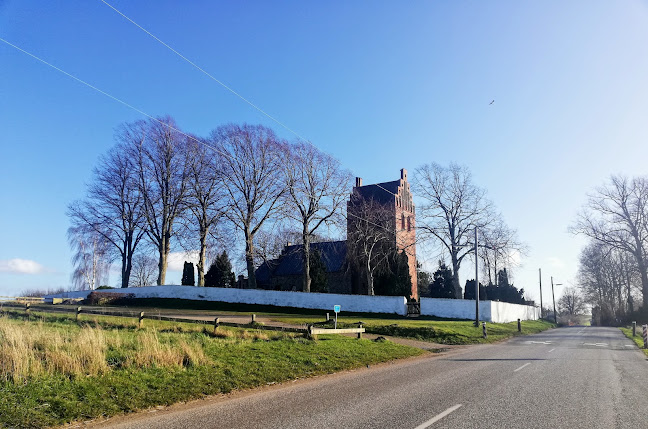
{"left": 489, "top": 99, "right": 495, "bottom": 105}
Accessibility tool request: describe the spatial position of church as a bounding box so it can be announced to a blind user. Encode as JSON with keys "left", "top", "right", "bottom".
{"left": 256, "top": 169, "right": 418, "bottom": 298}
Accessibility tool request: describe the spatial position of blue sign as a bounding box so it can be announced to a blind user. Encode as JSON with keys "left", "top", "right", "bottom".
{"left": 334, "top": 305, "right": 341, "bottom": 313}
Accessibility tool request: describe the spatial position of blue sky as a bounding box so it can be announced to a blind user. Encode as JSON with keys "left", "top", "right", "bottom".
{"left": 2, "top": 1, "right": 648, "bottom": 301}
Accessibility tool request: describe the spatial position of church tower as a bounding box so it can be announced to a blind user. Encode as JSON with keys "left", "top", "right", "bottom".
{"left": 347, "top": 168, "right": 418, "bottom": 299}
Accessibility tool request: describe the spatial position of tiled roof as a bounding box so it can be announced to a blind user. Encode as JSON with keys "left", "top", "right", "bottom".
{"left": 257, "top": 240, "right": 347, "bottom": 278}
{"left": 353, "top": 180, "right": 400, "bottom": 203}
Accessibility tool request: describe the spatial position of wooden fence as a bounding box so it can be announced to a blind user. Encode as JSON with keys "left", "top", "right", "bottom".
{"left": 0, "top": 302, "right": 364, "bottom": 339}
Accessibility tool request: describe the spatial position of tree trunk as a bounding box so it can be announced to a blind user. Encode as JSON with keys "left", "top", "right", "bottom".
{"left": 157, "top": 231, "right": 170, "bottom": 285}
{"left": 366, "top": 259, "right": 374, "bottom": 295}
{"left": 303, "top": 225, "right": 311, "bottom": 293}
{"left": 245, "top": 232, "right": 257, "bottom": 289}
{"left": 451, "top": 252, "right": 462, "bottom": 299}
{"left": 121, "top": 251, "right": 129, "bottom": 288}
{"left": 197, "top": 224, "right": 207, "bottom": 287}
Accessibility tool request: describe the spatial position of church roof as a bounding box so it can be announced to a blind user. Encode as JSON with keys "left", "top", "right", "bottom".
{"left": 353, "top": 179, "right": 400, "bottom": 204}
{"left": 256, "top": 240, "right": 347, "bottom": 280}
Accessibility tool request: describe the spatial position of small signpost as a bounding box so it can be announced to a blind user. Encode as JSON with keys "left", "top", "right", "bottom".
{"left": 333, "top": 305, "right": 341, "bottom": 329}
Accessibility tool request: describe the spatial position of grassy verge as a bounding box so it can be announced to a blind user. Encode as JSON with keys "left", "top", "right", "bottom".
{"left": 620, "top": 327, "right": 648, "bottom": 356}
{"left": 0, "top": 312, "right": 422, "bottom": 428}
{"left": 273, "top": 316, "right": 555, "bottom": 344}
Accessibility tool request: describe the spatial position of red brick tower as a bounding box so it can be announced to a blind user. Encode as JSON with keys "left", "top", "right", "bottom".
{"left": 347, "top": 169, "right": 418, "bottom": 299}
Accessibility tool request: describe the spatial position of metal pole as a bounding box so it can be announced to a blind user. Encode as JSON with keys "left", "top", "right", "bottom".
{"left": 539, "top": 268, "right": 544, "bottom": 319}
{"left": 475, "top": 227, "right": 479, "bottom": 326}
{"left": 551, "top": 276, "right": 557, "bottom": 324}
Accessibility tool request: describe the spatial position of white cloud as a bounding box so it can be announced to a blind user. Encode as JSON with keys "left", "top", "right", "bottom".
{"left": 167, "top": 251, "right": 199, "bottom": 271}
{"left": 0, "top": 258, "right": 46, "bottom": 274}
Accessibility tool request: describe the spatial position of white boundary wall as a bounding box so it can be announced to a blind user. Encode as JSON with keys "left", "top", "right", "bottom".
{"left": 420, "top": 298, "right": 539, "bottom": 323}
{"left": 45, "top": 286, "right": 408, "bottom": 316}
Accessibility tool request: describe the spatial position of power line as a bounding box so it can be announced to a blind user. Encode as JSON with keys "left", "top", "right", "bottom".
{"left": 98, "top": 0, "right": 400, "bottom": 199}
{"left": 100, "top": 0, "right": 306, "bottom": 142}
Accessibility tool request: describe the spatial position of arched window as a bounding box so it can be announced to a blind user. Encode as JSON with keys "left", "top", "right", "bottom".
{"left": 407, "top": 216, "right": 411, "bottom": 232}
{"left": 401, "top": 214, "right": 405, "bottom": 230}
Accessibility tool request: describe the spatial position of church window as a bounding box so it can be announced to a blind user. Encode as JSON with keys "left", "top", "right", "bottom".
{"left": 401, "top": 214, "right": 405, "bottom": 230}
{"left": 407, "top": 216, "right": 411, "bottom": 231}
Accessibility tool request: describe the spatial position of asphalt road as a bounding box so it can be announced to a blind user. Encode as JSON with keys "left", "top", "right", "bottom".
{"left": 94, "top": 327, "right": 648, "bottom": 429}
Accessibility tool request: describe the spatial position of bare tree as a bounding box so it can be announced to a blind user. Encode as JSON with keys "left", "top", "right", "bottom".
{"left": 210, "top": 124, "right": 286, "bottom": 289}
{"left": 572, "top": 175, "right": 648, "bottom": 306}
{"left": 479, "top": 215, "right": 527, "bottom": 285}
{"left": 129, "top": 254, "right": 157, "bottom": 287}
{"left": 130, "top": 117, "right": 190, "bottom": 285}
{"left": 283, "top": 141, "right": 352, "bottom": 292}
{"left": 413, "top": 163, "right": 492, "bottom": 298}
{"left": 68, "top": 226, "right": 111, "bottom": 290}
{"left": 67, "top": 141, "right": 147, "bottom": 288}
{"left": 558, "top": 286, "right": 586, "bottom": 316}
{"left": 347, "top": 195, "right": 394, "bottom": 295}
{"left": 182, "top": 136, "right": 226, "bottom": 286}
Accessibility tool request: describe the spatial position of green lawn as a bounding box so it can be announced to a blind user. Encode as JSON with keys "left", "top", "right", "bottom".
{"left": 620, "top": 327, "right": 648, "bottom": 356}
{"left": 273, "top": 315, "right": 555, "bottom": 344}
{"left": 0, "top": 311, "right": 422, "bottom": 428}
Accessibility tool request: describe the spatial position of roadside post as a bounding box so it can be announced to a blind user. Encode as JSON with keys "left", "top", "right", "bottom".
{"left": 643, "top": 325, "right": 648, "bottom": 349}
{"left": 517, "top": 319, "right": 521, "bottom": 332}
{"left": 139, "top": 311, "right": 144, "bottom": 329}
{"left": 482, "top": 322, "right": 487, "bottom": 339}
{"left": 333, "top": 305, "right": 341, "bottom": 329}
{"left": 76, "top": 306, "right": 82, "bottom": 322}
{"left": 633, "top": 321, "right": 637, "bottom": 337}
{"left": 213, "top": 317, "right": 220, "bottom": 335}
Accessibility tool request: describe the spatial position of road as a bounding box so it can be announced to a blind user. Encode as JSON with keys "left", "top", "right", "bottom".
{"left": 93, "top": 327, "right": 648, "bottom": 429}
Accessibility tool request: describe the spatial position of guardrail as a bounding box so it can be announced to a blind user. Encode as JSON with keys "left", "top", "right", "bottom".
{"left": 0, "top": 302, "right": 365, "bottom": 340}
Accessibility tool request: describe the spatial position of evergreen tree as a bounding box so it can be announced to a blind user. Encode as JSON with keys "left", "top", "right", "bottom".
{"left": 484, "top": 269, "right": 526, "bottom": 304}
{"left": 375, "top": 251, "right": 412, "bottom": 297}
{"left": 464, "top": 279, "right": 487, "bottom": 300}
{"left": 309, "top": 248, "right": 329, "bottom": 293}
{"left": 181, "top": 261, "right": 195, "bottom": 286}
{"left": 205, "top": 251, "right": 236, "bottom": 288}
{"left": 427, "top": 261, "right": 456, "bottom": 298}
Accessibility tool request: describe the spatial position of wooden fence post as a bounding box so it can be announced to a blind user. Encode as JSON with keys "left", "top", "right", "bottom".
{"left": 326, "top": 313, "right": 330, "bottom": 322}
{"left": 213, "top": 317, "right": 220, "bottom": 335}
{"left": 357, "top": 323, "right": 363, "bottom": 339}
{"left": 25, "top": 302, "right": 30, "bottom": 319}
{"left": 251, "top": 314, "right": 256, "bottom": 324}
{"left": 139, "top": 311, "right": 144, "bottom": 329}
{"left": 76, "top": 306, "right": 81, "bottom": 322}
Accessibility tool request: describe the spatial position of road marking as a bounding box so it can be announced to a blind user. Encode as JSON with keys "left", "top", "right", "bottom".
{"left": 514, "top": 363, "right": 531, "bottom": 372}
{"left": 526, "top": 341, "right": 552, "bottom": 345}
{"left": 548, "top": 348, "right": 556, "bottom": 353}
{"left": 583, "top": 343, "right": 608, "bottom": 347}
{"left": 413, "top": 404, "right": 463, "bottom": 429}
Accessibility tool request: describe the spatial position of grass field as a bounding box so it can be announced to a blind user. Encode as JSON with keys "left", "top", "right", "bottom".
{"left": 619, "top": 327, "right": 648, "bottom": 356}
{"left": 0, "top": 311, "right": 422, "bottom": 428}
{"left": 273, "top": 315, "right": 555, "bottom": 344}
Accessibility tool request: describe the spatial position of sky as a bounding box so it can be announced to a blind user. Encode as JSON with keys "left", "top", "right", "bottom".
{"left": 2, "top": 1, "right": 648, "bottom": 303}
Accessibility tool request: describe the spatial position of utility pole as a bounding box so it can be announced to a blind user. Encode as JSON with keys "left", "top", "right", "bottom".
{"left": 551, "top": 276, "right": 557, "bottom": 324}
{"left": 539, "top": 268, "right": 543, "bottom": 319}
{"left": 474, "top": 227, "right": 479, "bottom": 327}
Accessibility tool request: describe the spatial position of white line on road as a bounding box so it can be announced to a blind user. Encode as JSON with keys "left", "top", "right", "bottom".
{"left": 413, "top": 404, "right": 463, "bottom": 429}
{"left": 548, "top": 348, "right": 556, "bottom": 353}
{"left": 514, "top": 363, "right": 531, "bottom": 372}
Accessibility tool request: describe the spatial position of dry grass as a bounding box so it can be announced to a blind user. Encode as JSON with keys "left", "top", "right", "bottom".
{"left": 0, "top": 316, "right": 215, "bottom": 383}
{"left": 0, "top": 318, "right": 108, "bottom": 382}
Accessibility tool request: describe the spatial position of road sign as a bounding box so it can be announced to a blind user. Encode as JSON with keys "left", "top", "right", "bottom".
{"left": 334, "top": 305, "right": 341, "bottom": 313}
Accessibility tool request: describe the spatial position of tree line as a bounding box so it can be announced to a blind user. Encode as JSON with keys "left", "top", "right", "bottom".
{"left": 68, "top": 117, "right": 526, "bottom": 298}
{"left": 572, "top": 175, "right": 648, "bottom": 324}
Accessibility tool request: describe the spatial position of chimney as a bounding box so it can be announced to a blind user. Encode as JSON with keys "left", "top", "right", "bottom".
{"left": 355, "top": 177, "right": 363, "bottom": 187}
{"left": 400, "top": 168, "right": 407, "bottom": 180}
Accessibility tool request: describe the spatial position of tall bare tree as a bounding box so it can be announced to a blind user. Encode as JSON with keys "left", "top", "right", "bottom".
{"left": 479, "top": 215, "right": 527, "bottom": 285}
{"left": 130, "top": 117, "right": 190, "bottom": 285}
{"left": 558, "top": 286, "right": 586, "bottom": 316}
{"left": 572, "top": 175, "right": 648, "bottom": 306}
{"left": 183, "top": 136, "right": 226, "bottom": 286}
{"left": 413, "top": 163, "right": 492, "bottom": 298}
{"left": 283, "top": 141, "right": 352, "bottom": 292}
{"left": 129, "top": 254, "right": 157, "bottom": 287}
{"left": 68, "top": 226, "right": 111, "bottom": 290}
{"left": 67, "top": 141, "right": 146, "bottom": 288}
{"left": 347, "top": 195, "right": 395, "bottom": 296}
{"left": 211, "top": 124, "right": 286, "bottom": 289}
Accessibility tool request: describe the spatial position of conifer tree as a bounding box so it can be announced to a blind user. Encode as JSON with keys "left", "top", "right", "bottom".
{"left": 205, "top": 251, "right": 236, "bottom": 288}
{"left": 181, "top": 261, "right": 195, "bottom": 286}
